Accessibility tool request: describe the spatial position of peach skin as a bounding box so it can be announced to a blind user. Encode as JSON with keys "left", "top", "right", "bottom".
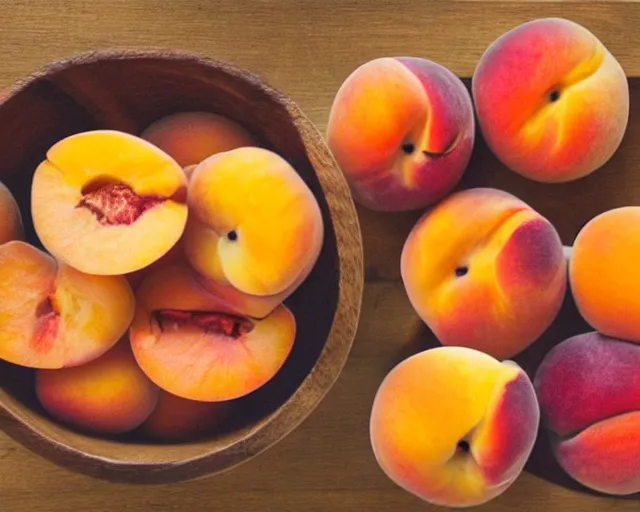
{"left": 472, "top": 17, "right": 629, "bottom": 182}
{"left": 534, "top": 331, "right": 640, "bottom": 495}
{"left": 326, "top": 56, "right": 475, "bottom": 211}
{"left": 569, "top": 206, "right": 640, "bottom": 342}
{"left": 36, "top": 339, "right": 159, "bottom": 436}
{"left": 401, "top": 187, "right": 566, "bottom": 359}
{"left": 129, "top": 262, "right": 296, "bottom": 402}
{"left": 0, "top": 181, "right": 23, "bottom": 244}
{"left": 31, "top": 129, "right": 188, "bottom": 276}
{"left": 0, "top": 241, "right": 135, "bottom": 369}
{"left": 370, "top": 346, "right": 540, "bottom": 507}
{"left": 183, "top": 146, "right": 323, "bottom": 316}
{"left": 140, "top": 111, "right": 257, "bottom": 168}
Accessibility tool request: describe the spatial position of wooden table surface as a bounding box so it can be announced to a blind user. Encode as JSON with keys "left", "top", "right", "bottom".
{"left": 1, "top": 1, "right": 640, "bottom": 510}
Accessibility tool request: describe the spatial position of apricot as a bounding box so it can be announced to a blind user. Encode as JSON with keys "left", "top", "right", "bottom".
{"left": 0, "top": 181, "right": 23, "bottom": 244}
{"left": 370, "top": 346, "right": 539, "bottom": 507}
{"left": 534, "top": 332, "right": 640, "bottom": 495}
{"left": 31, "top": 129, "right": 188, "bottom": 275}
{"left": 401, "top": 187, "right": 566, "bottom": 359}
{"left": 139, "top": 390, "right": 231, "bottom": 442}
{"left": 326, "top": 57, "right": 475, "bottom": 211}
{"left": 570, "top": 207, "right": 640, "bottom": 342}
{"left": 183, "top": 146, "right": 323, "bottom": 316}
{"left": 35, "top": 339, "right": 159, "bottom": 436}
{"left": 140, "top": 111, "right": 257, "bottom": 168}
{"left": 129, "top": 262, "right": 296, "bottom": 402}
{"left": 472, "top": 17, "right": 629, "bottom": 182}
{"left": 0, "top": 241, "right": 135, "bottom": 369}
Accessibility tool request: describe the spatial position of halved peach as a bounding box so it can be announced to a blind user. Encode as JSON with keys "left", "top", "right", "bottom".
{"left": 0, "top": 241, "right": 135, "bottom": 368}
{"left": 0, "top": 181, "right": 23, "bottom": 244}
{"left": 31, "top": 129, "right": 188, "bottom": 275}
{"left": 129, "top": 262, "right": 296, "bottom": 402}
{"left": 183, "top": 146, "right": 323, "bottom": 315}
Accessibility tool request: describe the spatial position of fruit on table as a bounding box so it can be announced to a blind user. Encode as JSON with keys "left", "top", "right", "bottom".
{"left": 370, "top": 346, "right": 539, "bottom": 507}
{"left": 140, "top": 111, "right": 257, "bottom": 168}
{"left": 0, "top": 241, "right": 135, "bottom": 369}
{"left": 183, "top": 146, "right": 323, "bottom": 318}
{"left": 326, "top": 56, "right": 475, "bottom": 211}
{"left": 472, "top": 17, "right": 629, "bottom": 183}
{"left": 139, "top": 389, "right": 232, "bottom": 442}
{"left": 534, "top": 332, "right": 640, "bottom": 495}
{"left": 30, "top": 129, "right": 188, "bottom": 276}
{"left": 401, "top": 187, "right": 566, "bottom": 359}
{"left": 0, "top": 182, "right": 23, "bottom": 244}
{"left": 35, "top": 339, "right": 159, "bottom": 436}
{"left": 569, "top": 206, "right": 640, "bottom": 342}
{"left": 129, "top": 262, "right": 296, "bottom": 402}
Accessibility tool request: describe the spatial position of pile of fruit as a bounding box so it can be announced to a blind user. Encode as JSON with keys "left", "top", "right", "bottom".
{"left": 0, "top": 112, "right": 324, "bottom": 442}
{"left": 325, "top": 17, "right": 636, "bottom": 507}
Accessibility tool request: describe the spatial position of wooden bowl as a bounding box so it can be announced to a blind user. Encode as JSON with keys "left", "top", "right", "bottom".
{"left": 0, "top": 49, "right": 364, "bottom": 484}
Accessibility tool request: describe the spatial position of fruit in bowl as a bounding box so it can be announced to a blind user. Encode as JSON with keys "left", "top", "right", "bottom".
{"left": 327, "top": 56, "right": 475, "bottom": 211}
{"left": 472, "top": 17, "right": 629, "bottom": 183}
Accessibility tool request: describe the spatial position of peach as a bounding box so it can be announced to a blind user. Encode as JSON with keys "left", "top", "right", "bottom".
{"left": 569, "top": 207, "right": 640, "bottom": 342}
{"left": 140, "top": 111, "right": 257, "bottom": 168}
{"left": 129, "top": 262, "right": 296, "bottom": 402}
{"left": 0, "top": 181, "right": 23, "bottom": 243}
{"left": 534, "top": 332, "right": 640, "bottom": 495}
{"left": 183, "top": 146, "right": 323, "bottom": 317}
{"left": 370, "top": 346, "right": 539, "bottom": 507}
{"left": 326, "top": 57, "right": 475, "bottom": 211}
{"left": 0, "top": 241, "right": 135, "bottom": 369}
{"left": 401, "top": 187, "right": 566, "bottom": 359}
{"left": 139, "top": 390, "right": 231, "bottom": 442}
{"left": 472, "top": 17, "right": 629, "bottom": 182}
{"left": 35, "top": 339, "right": 159, "bottom": 436}
{"left": 31, "top": 129, "right": 188, "bottom": 275}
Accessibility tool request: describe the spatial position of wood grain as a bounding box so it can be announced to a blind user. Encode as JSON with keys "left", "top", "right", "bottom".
{"left": 0, "top": 0, "right": 639, "bottom": 510}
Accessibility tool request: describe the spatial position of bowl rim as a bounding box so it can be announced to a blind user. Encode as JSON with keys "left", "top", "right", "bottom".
{"left": 0, "top": 47, "right": 364, "bottom": 484}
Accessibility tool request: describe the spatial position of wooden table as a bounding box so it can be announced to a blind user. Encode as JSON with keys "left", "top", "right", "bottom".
{"left": 1, "top": 1, "right": 639, "bottom": 510}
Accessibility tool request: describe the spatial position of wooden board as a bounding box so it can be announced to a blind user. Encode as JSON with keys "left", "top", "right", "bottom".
{"left": 1, "top": 0, "right": 640, "bottom": 510}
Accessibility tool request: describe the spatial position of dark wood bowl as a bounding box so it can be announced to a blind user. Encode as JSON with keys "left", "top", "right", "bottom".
{"left": 0, "top": 49, "right": 364, "bottom": 484}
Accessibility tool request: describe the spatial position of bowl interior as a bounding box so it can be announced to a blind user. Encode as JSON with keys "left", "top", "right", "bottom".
{"left": 0, "top": 51, "right": 346, "bottom": 475}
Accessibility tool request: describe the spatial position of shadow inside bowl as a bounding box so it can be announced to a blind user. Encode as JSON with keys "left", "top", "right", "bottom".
{"left": 0, "top": 50, "right": 362, "bottom": 484}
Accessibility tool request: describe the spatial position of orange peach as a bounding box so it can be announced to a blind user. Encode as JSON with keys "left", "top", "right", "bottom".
{"left": 401, "top": 188, "right": 566, "bottom": 359}
{"left": 183, "top": 146, "right": 323, "bottom": 316}
{"left": 569, "top": 206, "right": 640, "bottom": 342}
{"left": 31, "top": 129, "right": 188, "bottom": 275}
{"left": 370, "top": 346, "right": 539, "bottom": 507}
{"left": 129, "top": 262, "right": 296, "bottom": 402}
{"left": 326, "top": 57, "right": 475, "bottom": 211}
{"left": 139, "top": 390, "right": 231, "bottom": 442}
{"left": 36, "top": 339, "right": 159, "bottom": 436}
{"left": 140, "top": 111, "right": 257, "bottom": 168}
{"left": 0, "top": 241, "right": 135, "bottom": 369}
{"left": 472, "top": 17, "right": 629, "bottom": 182}
{"left": 534, "top": 332, "right": 640, "bottom": 495}
{"left": 0, "top": 181, "right": 23, "bottom": 243}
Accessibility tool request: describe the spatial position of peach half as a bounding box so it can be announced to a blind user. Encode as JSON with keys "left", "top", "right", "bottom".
{"left": 140, "top": 111, "right": 257, "bottom": 168}
{"left": 569, "top": 206, "right": 640, "bottom": 342}
{"left": 138, "top": 390, "right": 231, "bottom": 442}
{"left": 370, "top": 346, "right": 540, "bottom": 507}
{"left": 326, "top": 56, "right": 475, "bottom": 211}
{"left": 472, "top": 17, "right": 629, "bottom": 182}
{"left": 31, "top": 129, "right": 188, "bottom": 275}
{"left": 36, "top": 339, "right": 159, "bottom": 436}
{"left": 129, "top": 262, "right": 296, "bottom": 402}
{"left": 0, "top": 241, "right": 135, "bottom": 369}
{"left": 0, "top": 181, "right": 24, "bottom": 244}
{"left": 183, "top": 146, "right": 323, "bottom": 316}
{"left": 534, "top": 332, "right": 640, "bottom": 495}
{"left": 401, "top": 187, "right": 566, "bottom": 360}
